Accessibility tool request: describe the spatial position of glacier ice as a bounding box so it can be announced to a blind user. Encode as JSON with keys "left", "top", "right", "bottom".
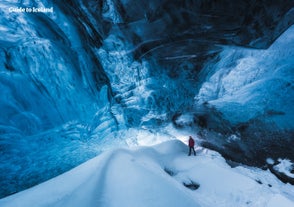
{"left": 0, "top": 0, "right": 293, "bottom": 198}
{"left": 196, "top": 26, "right": 294, "bottom": 129}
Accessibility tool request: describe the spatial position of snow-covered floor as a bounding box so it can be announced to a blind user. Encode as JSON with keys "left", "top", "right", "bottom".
{"left": 0, "top": 140, "right": 293, "bottom": 207}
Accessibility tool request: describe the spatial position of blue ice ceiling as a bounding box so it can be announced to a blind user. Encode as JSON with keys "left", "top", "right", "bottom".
{"left": 0, "top": 0, "right": 294, "bottom": 198}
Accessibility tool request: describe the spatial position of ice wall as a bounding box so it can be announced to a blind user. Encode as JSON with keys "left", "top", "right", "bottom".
{"left": 194, "top": 26, "right": 294, "bottom": 165}
{"left": 0, "top": 0, "right": 119, "bottom": 197}
{"left": 197, "top": 26, "right": 294, "bottom": 130}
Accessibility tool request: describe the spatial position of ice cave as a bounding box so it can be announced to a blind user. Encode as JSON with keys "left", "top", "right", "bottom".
{"left": 0, "top": 0, "right": 293, "bottom": 206}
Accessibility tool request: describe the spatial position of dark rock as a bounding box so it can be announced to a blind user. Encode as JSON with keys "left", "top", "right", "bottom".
{"left": 183, "top": 181, "right": 200, "bottom": 190}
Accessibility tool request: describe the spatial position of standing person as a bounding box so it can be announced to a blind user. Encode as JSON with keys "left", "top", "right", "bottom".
{"left": 188, "top": 136, "right": 196, "bottom": 156}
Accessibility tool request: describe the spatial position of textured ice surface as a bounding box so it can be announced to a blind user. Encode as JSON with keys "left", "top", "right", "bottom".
{"left": 196, "top": 26, "right": 294, "bottom": 129}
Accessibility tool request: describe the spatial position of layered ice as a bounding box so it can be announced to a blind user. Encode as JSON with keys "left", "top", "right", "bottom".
{"left": 0, "top": 0, "right": 119, "bottom": 197}
{"left": 196, "top": 26, "right": 294, "bottom": 130}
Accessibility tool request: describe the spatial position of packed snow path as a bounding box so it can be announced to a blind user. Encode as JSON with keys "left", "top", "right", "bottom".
{"left": 1, "top": 140, "right": 293, "bottom": 207}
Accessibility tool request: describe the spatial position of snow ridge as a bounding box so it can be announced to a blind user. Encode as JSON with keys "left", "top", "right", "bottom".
{"left": 0, "top": 140, "right": 293, "bottom": 207}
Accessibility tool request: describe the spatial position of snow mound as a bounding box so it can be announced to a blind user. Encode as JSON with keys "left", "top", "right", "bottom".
{"left": 273, "top": 159, "right": 294, "bottom": 179}
{"left": 0, "top": 140, "right": 293, "bottom": 207}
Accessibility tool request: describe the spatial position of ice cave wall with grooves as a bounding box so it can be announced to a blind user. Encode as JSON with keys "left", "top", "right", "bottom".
{"left": 0, "top": 0, "right": 293, "bottom": 198}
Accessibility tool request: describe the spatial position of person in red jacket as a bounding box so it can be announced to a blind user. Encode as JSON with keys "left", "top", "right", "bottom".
{"left": 188, "top": 136, "right": 196, "bottom": 156}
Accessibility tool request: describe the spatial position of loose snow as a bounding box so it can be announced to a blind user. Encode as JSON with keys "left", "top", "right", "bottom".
{"left": 273, "top": 159, "right": 294, "bottom": 179}
{"left": 0, "top": 140, "right": 293, "bottom": 207}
